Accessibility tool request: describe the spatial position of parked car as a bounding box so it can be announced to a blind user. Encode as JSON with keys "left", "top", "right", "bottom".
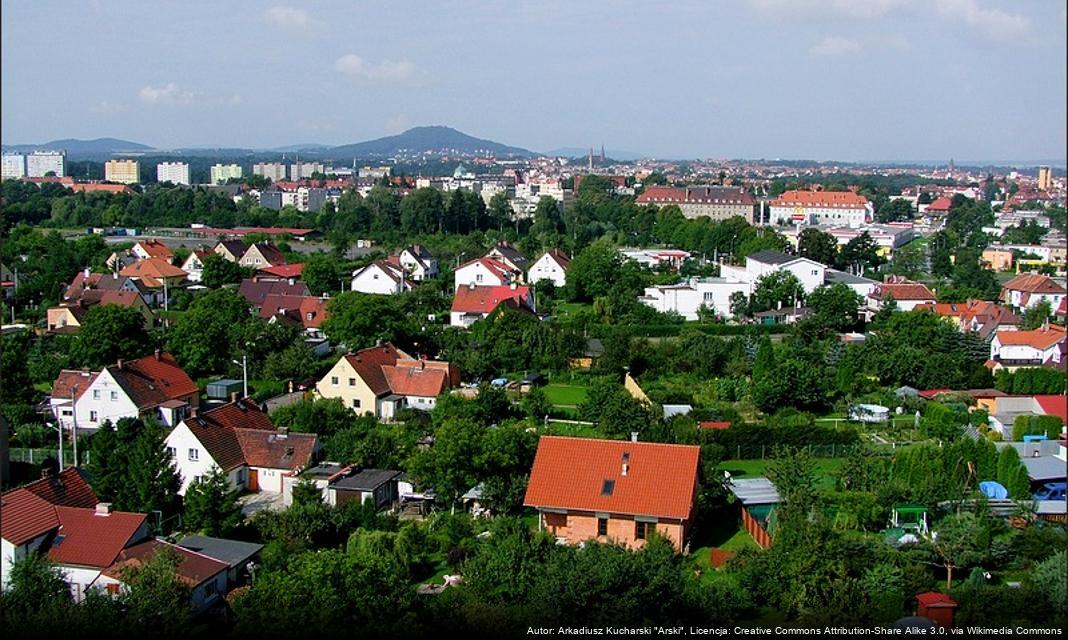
{"left": 490, "top": 377, "right": 509, "bottom": 388}
{"left": 1033, "top": 482, "right": 1067, "bottom": 501}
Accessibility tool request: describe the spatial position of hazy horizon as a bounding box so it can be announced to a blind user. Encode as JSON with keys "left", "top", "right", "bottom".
{"left": 3, "top": 0, "right": 1066, "bottom": 163}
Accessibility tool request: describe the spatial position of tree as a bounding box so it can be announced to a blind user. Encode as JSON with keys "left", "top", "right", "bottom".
{"left": 302, "top": 253, "right": 343, "bottom": 296}
{"left": 88, "top": 417, "right": 181, "bottom": 518}
{"left": 577, "top": 377, "right": 657, "bottom": 439}
{"left": 263, "top": 342, "right": 318, "bottom": 381}
{"left": 1019, "top": 300, "right": 1052, "bottom": 330}
{"left": 199, "top": 253, "right": 244, "bottom": 288}
{"left": 807, "top": 283, "right": 862, "bottom": 332}
{"left": 729, "top": 291, "right": 750, "bottom": 319}
{"left": 877, "top": 198, "right": 914, "bottom": 223}
{"left": 183, "top": 466, "right": 242, "bottom": 536}
{"left": 797, "top": 228, "right": 838, "bottom": 266}
{"left": 1030, "top": 550, "right": 1067, "bottom": 613}
{"left": 166, "top": 288, "right": 252, "bottom": 376}
{"left": 119, "top": 546, "right": 193, "bottom": 636}
{"left": 927, "top": 513, "right": 984, "bottom": 590}
{"left": 750, "top": 271, "right": 803, "bottom": 313}
{"left": 838, "top": 231, "right": 883, "bottom": 273}
{"left": 69, "top": 304, "right": 154, "bottom": 369}
{"left": 566, "top": 239, "right": 625, "bottom": 302}
{"left": 0, "top": 553, "right": 73, "bottom": 633}
{"left": 322, "top": 292, "right": 410, "bottom": 350}
{"left": 951, "top": 247, "right": 999, "bottom": 300}
{"left": 870, "top": 293, "right": 898, "bottom": 328}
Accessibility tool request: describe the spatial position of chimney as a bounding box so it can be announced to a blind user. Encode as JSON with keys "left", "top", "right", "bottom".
{"left": 231, "top": 391, "right": 239, "bottom": 402}
{"left": 622, "top": 463, "right": 629, "bottom": 476}
{"left": 288, "top": 277, "right": 296, "bottom": 286}
{"left": 154, "top": 348, "right": 161, "bottom": 361}
{"left": 288, "top": 380, "right": 294, "bottom": 393}
{"left": 189, "top": 406, "right": 198, "bottom": 418}
{"left": 468, "top": 282, "right": 476, "bottom": 290}
{"left": 84, "top": 266, "right": 91, "bottom": 278}
{"left": 279, "top": 427, "right": 289, "bottom": 438}
{"left": 510, "top": 282, "right": 518, "bottom": 290}
{"left": 630, "top": 432, "right": 639, "bottom": 442}
{"left": 116, "top": 358, "right": 124, "bottom": 370}
{"left": 95, "top": 503, "right": 112, "bottom": 516}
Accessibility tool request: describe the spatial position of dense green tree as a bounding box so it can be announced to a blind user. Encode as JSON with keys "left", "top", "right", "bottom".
{"left": 1018, "top": 300, "right": 1052, "bottom": 330}
{"left": 87, "top": 417, "right": 181, "bottom": 519}
{"left": 750, "top": 270, "right": 803, "bottom": 313}
{"left": 183, "top": 466, "right": 242, "bottom": 536}
{"left": 838, "top": 231, "right": 884, "bottom": 273}
{"left": 69, "top": 303, "right": 154, "bottom": 369}
{"left": 566, "top": 239, "right": 625, "bottom": 302}
{"left": 119, "top": 546, "right": 193, "bottom": 636}
{"left": 807, "top": 283, "right": 863, "bottom": 331}
{"left": 322, "top": 292, "right": 410, "bottom": 350}
{"left": 301, "top": 253, "right": 344, "bottom": 295}
{"left": 0, "top": 553, "right": 73, "bottom": 633}
{"left": 876, "top": 198, "right": 914, "bottom": 223}
{"left": 262, "top": 341, "right": 319, "bottom": 382}
{"left": 199, "top": 253, "right": 244, "bottom": 288}
{"left": 166, "top": 288, "right": 252, "bottom": 376}
{"left": 796, "top": 228, "right": 838, "bottom": 265}
{"left": 926, "top": 513, "right": 985, "bottom": 590}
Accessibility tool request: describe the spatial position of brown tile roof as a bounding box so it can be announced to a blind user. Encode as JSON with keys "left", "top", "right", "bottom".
{"left": 198, "top": 399, "right": 275, "bottom": 432}
{"left": 234, "top": 429, "right": 317, "bottom": 471}
{"left": 871, "top": 282, "right": 937, "bottom": 301}
{"left": 53, "top": 370, "right": 99, "bottom": 402}
{"left": 23, "top": 468, "right": 100, "bottom": 508}
{"left": 259, "top": 294, "right": 329, "bottom": 329}
{"left": 456, "top": 256, "right": 517, "bottom": 281}
{"left": 1002, "top": 273, "right": 1067, "bottom": 295}
{"left": 108, "top": 352, "right": 198, "bottom": 409}
{"left": 215, "top": 240, "right": 248, "bottom": 259}
{"left": 636, "top": 185, "right": 755, "bottom": 206}
{"left": 543, "top": 248, "right": 571, "bottom": 270}
{"left": 524, "top": 436, "right": 700, "bottom": 521}
{"left": 103, "top": 539, "right": 228, "bottom": 588}
{"left": 342, "top": 343, "right": 409, "bottom": 396}
{"left": 183, "top": 401, "right": 276, "bottom": 471}
{"left": 1, "top": 490, "right": 60, "bottom": 545}
{"left": 450, "top": 285, "right": 532, "bottom": 315}
{"left": 238, "top": 279, "right": 309, "bottom": 307}
{"left": 246, "top": 243, "right": 287, "bottom": 266}
{"left": 48, "top": 507, "right": 148, "bottom": 568}
{"left": 382, "top": 364, "right": 450, "bottom": 397}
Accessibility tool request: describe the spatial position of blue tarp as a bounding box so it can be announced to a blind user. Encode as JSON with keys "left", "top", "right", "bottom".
{"left": 979, "top": 481, "right": 1008, "bottom": 500}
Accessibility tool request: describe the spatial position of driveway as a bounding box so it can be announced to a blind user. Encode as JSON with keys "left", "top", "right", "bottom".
{"left": 238, "top": 491, "right": 286, "bottom": 517}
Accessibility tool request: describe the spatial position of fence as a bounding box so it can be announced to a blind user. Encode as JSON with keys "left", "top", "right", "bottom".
{"left": 8, "top": 448, "right": 89, "bottom": 467}
{"left": 723, "top": 442, "right": 913, "bottom": 460}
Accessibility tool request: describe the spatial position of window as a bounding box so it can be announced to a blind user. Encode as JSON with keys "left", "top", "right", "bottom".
{"left": 635, "top": 521, "right": 650, "bottom": 540}
{"left": 475, "top": 273, "right": 483, "bottom": 282}
{"left": 89, "top": 411, "right": 98, "bottom": 423}
{"left": 352, "top": 398, "right": 361, "bottom": 408}
{"left": 205, "top": 581, "right": 217, "bottom": 596}
{"left": 597, "top": 517, "right": 608, "bottom": 537}
{"left": 331, "top": 376, "right": 339, "bottom": 386}
{"left": 93, "top": 390, "right": 100, "bottom": 400}
{"left": 188, "top": 448, "right": 199, "bottom": 461}
{"left": 106, "top": 583, "right": 121, "bottom": 596}
{"left": 110, "top": 391, "right": 118, "bottom": 401}
{"left": 61, "top": 409, "right": 72, "bottom": 417}
{"left": 166, "top": 447, "right": 176, "bottom": 458}
{"left": 348, "top": 378, "right": 356, "bottom": 387}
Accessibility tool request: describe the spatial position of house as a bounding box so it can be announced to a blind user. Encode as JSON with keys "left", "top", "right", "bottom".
{"left": 237, "top": 278, "right": 310, "bottom": 308}
{"left": 327, "top": 468, "right": 403, "bottom": 510}
{"left": 0, "top": 468, "right": 151, "bottom": 600}
{"left": 868, "top": 280, "right": 937, "bottom": 314}
{"left": 454, "top": 256, "right": 518, "bottom": 289}
{"left": 239, "top": 242, "right": 287, "bottom": 269}
{"left": 130, "top": 240, "right": 174, "bottom": 262}
{"left": 523, "top": 436, "right": 701, "bottom": 550}
{"left": 528, "top": 249, "right": 570, "bottom": 287}
{"left": 983, "top": 395, "right": 1067, "bottom": 438}
{"left": 768, "top": 189, "right": 873, "bottom": 228}
{"left": 485, "top": 241, "right": 530, "bottom": 276}
{"left": 258, "top": 294, "right": 331, "bottom": 356}
{"left": 913, "top": 299, "right": 1019, "bottom": 341}
{"left": 97, "top": 539, "right": 228, "bottom": 613}
{"left": 635, "top": 185, "right": 757, "bottom": 221}
{"left": 66, "top": 269, "right": 159, "bottom": 307}
{"left": 213, "top": 240, "right": 248, "bottom": 263}
{"left": 46, "top": 290, "right": 154, "bottom": 334}
{"left": 51, "top": 351, "right": 199, "bottom": 435}
{"left": 315, "top": 343, "right": 459, "bottom": 420}
{"left": 257, "top": 263, "right": 304, "bottom": 280}
{"left": 450, "top": 284, "right": 534, "bottom": 327}
{"left": 397, "top": 245, "right": 438, "bottom": 281}
{"left": 119, "top": 257, "right": 188, "bottom": 289}
{"left": 1001, "top": 273, "right": 1066, "bottom": 311}
{"left": 923, "top": 196, "right": 953, "bottom": 217}
{"left": 176, "top": 535, "right": 263, "bottom": 588}
{"left": 165, "top": 399, "right": 320, "bottom": 495}
{"left": 180, "top": 249, "right": 214, "bottom": 283}
{"left": 351, "top": 260, "right": 412, "bottom": 295}
{"left": 989, "top": 324, "right": 1066, "bottom": 371}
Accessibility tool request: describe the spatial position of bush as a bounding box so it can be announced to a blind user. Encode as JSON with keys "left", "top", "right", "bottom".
{"left": 1011, "top": 415, "right": 1063, "bottom": 441}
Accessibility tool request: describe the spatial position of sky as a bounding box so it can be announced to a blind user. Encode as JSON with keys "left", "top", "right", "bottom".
{"left": 2, "top": 0, "right": 1066, "bottom": 162}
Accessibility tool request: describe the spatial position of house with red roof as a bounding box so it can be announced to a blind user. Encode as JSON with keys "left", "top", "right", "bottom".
{"left": 131, "top": 240, "right": 174, "bottom": 262}
{"left": 923, "top": 196, "right": 953, "bottom": 217}
{"left": 454, "top": 256, "right": 520, "bottom": 289}
{"left": 315, "top": 342, "right": 459, "bottom": 420}
{"left": 258, "top": 262, "right": 304, "bottom": 280}
{"left": 97, "top": 539, "right": 229, "bottom": 612}
{"left": 238, "top": 277, "right": 310, "bottom": 308}
{"left": 46, "top": 290, "right": 154, "bottom": 334}
{"left": 1, "top": 468, "right": 150, "bottom": 600}
{"left": 119, "top": 257, "right": 188, "bottom": 289}
{"left": 867, "top": 280, "right": 937, "bottom": 315}
{"left": 485, "top": 241, "right": 531, "bottom": 276}
{"left": 165, "top": 399, "right": 320, "bottom": 495}
{"left": 524, "top": 436, "right": 701, "bottom": 550}
{"left": 450, "top": 283, "right": 534, "bottom": 327}
{"left": 990, "top": 324, "right": 1066, "bottom": 371}
{"left": 54, "top": 351, "right": 200, "bottom": 435}
{"left": 768, "top": 189, "right": 873, "bottom": 228}
{"left": 913, "top": 299, "right": 1019, "bottom": 341}
{"left": 528, "top": 249, "right": 571, "bottom": 287}
{"left": 180, "top": 248, "right": 214, "bottom": 283}
{"left": 1000, "top": 273, "right": 1066, "bottom": 311}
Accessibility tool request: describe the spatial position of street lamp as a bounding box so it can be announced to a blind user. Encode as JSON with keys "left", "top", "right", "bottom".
{"left": 232, "top": 355, "right": 248, "bottom": 399}
{"left": 45, "top": 420, "right": 64, "bottom": 472}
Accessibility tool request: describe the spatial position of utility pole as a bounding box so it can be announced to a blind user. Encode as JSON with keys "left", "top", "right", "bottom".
{"left": 71, "top": 385, "right": 79, "bottom": 467}
{"left": 233, "top": 355, "right": 248, "bottom": 399}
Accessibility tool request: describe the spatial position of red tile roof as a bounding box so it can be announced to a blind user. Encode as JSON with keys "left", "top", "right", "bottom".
{"left": 1002, "top": 273, "right": 1067, "bottom": 295}
{"left": 48, "top": 507, "right": 148, "bottom": 568}
{"left": 23, "top": 468, "right": 99, "bottom": 508}
{"left": 1033, "top": 395, "right": 1067, "bottom": 423}
{"left": 342, "top": 343, "right": 411, "bottom": 396}
{"left": 185, "top": 418, "right": 245, "bottom": 471}
{"left": 109, "top": 352, "right": 199, "bottom": 409}
{"left": 916, "top": 591, "right": 957, "bottom": 608}
{"left": 119, "top": 257, "right": 187, "bottom": 287}
{"left": 198, "top": 399, "right": 276, "bottom": 432}
{"left": 871, "top": 282, "right": 937, "bottom": 302}
{"left": 234, "top": 429, "right": 317, "bottom": 471}
{"left": 259, "top": 294, "right": 328, "bottom": 329}
{"left": 53, "top": 370, "right": 99, "bottom": 402}
{"left": 524, "top": 436, "right": 701, "bottom": 521}
{"left": 1, "top": 490, "right": 60, "bottom": 545}
{"left": 382, "top": 364, "right": 450, "bottom": 397}
{"left": 698, "top": 421, "right": 731, "bottom": 430}
{"left": 994, "top": 324, "right": 1066, "bottom": 350}
{"left": 258, "top": 263, "right": 304, "bottom": 278}
{"left": 456, "top": 256, "right": 517, "bottom": 282}
{"left": 239, "top": 278, "right": 309, "bottom": 307}
{"left": 451, "top": 285, "right": 532, "bottom": 315}
{"left": 103, "top": 539, "right": 228, "bottom": 587}
{"left": 772, "top": 189, "right": 869, "bottom": 208}
{"left": 134, "top": 240, "right": 174, "bottom": 260}
{"left": 925, "top": 197, "right": 952, "bottom": 212}
{"left": 636, "top": 185, "right": 755, "bottom": 206}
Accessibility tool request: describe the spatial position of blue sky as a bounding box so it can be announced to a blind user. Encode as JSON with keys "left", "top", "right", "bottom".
{"left": 2, "top": 0, "right": 1065, "bottom": 161}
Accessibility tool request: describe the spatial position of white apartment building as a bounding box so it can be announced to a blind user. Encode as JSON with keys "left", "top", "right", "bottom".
{"left": 156, "top": 162, "right": 190, "bottom": 185}
{"left": 252, "top": 162, "right": 286, "bottom": 182}
{"left": 289, "top": 162, "right": 324, "bottom": 180}
{"left": 105, "top": 159, "right": 140, "bottom": 184}
{"left": 210, "top": 163, "right": 243, "bottom": 184}
{"left": 769, "top": 190, "right": 873, "bottom": 228}
{"left": 26, "top": 151, "right": 66, "bottom": 177}
{"left": 2, "top": 153, "right": 26, "bottom": 180}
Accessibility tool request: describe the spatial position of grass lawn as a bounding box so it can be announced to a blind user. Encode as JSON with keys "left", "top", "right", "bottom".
{"left": 718, "top": 457, "right": 847, "bottom": 491}
{"left": 554, "top": 302, "right": 593, "bottom": 319}
{"left": 543, "top": 383, "right": 589, "bottom": 407}
{"left": 545, "top": 421, "right": 602, "bottom": 438}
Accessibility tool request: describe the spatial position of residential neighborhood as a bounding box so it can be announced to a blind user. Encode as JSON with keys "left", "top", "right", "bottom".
{"left": 1, "top": 1, "right": 1066, "bottom": 636}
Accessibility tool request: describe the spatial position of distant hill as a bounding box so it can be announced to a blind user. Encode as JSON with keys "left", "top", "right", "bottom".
{"left": 326, "top": 126, "right": 533, "bottom": 159}
{"left": 544, "top": 147, "right": 645, "bottom": 162}
{"left": 1, "top": 138, "right": 154, "bottom": 158}
{"left": 270, "top": 143, "right": 331, "bottom": 153}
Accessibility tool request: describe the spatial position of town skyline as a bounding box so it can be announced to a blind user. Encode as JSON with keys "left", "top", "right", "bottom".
{"left": 2, "top": 0, "right": 1066, "bottom": 162}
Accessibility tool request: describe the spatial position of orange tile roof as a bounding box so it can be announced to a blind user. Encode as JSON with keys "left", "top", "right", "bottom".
{"left": 103, "top": 539, "right": 228, "bottom": 587}
{"left": 1034, "top": 395, "right": 1067, "bottom": 423}
{"left": 871, "top": 282, "right": 937, "bottom": 301}
{"left": 343, "top": 343, "right": 409, "bottom": 396}
{"left": 258, "top": 263, "right": 304, "bottom": 278}
{"left": 119, "top": 257, "right": 187, "bottom": 287}
{"left": 926, "top": 197, "right": 952, "bottom": 212}
{"left": 994, "top": 324, "right": 1066, "bottom": 350}
{"left": 524, "top": 436, "right": 700, "bottom": 521}
{"left": 1002, "top": 273, "right": 1067, "bottom": 295}
{"left": 451, "top": 285, "right": 532, "bottom": 314}
{"left": 772, "top": 189, "right": 869, "bottom": 208}
{"left": 382, "top": 364, "right": 450, "bottom": 397}
{"left": 134, "top": 240, "right": 174, "bottom": 260}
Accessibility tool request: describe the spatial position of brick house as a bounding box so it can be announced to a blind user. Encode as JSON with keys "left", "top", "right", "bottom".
{"left": 524, "top": 436, "right": 701, "bottom": 551}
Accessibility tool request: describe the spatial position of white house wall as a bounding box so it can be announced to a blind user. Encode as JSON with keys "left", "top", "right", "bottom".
{"left": 76, "top": 369, "right": 140, "bottom": 432}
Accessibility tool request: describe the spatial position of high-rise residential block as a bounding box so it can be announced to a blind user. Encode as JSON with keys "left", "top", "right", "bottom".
{"left": 2, "top": 153, "right": 26, "bottom": 180}
{"left": 26, "top": 150, "right": 66, "bottom": 177}
{"left": 252, "top": 162, "right": 286, "bottom": 182}
{"left": 210, "top": 163, "right": 243, "bottom": 184}
{"left": 105, "top": 159, "right": 141, "bottom": 184}
{"left": 157, "top": 161, "right": 190, "bottom": 185}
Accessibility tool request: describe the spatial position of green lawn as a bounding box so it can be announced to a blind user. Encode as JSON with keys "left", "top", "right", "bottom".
{"left": 543, "top": 383, "right": 589, "bottom": 407}
{"left": 554, "top": 302, "right": 594, "bottom": 319}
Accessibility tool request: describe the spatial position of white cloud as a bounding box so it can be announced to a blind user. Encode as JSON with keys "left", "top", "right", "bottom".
{"left": 809, "top": 36, "right": 862, "bottom": 57}
{"left": 385, "top": 113, "right": 411, "bottom": 134}
{"left": 139, "top": 83, "right": 192, "bottom": 105}
{"left": 263, "top": 6, "right": 318, "bottom": 35}
{"left": 335, "top": 54, "right": 417, "bottom": 82}
{"left": 935, "top": 0, "right": 1031, "bottom": 44}
{"left": 748, "top": 0, "right": 913, "bottom": 20}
